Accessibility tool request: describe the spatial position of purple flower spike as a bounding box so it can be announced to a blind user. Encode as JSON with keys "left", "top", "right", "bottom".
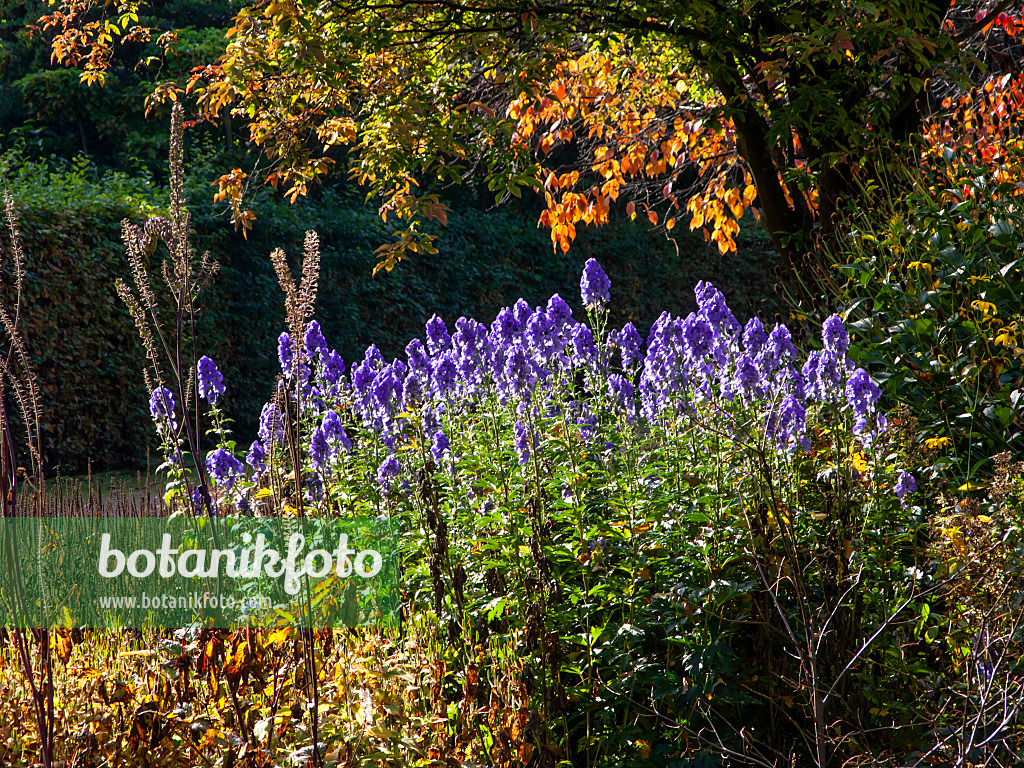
{"left": 432, "top": 352, "right": 459, "bottom": 400}
{"left": 743, "top": 317, "right": 768, "bottom": 356}
{"left": 206, "top": 448, "right": 244, "bottom": 489}
{"left": 278, "top": 332, "right": 294, "bottom": 376}
{"left": 525, "top": 311, "right": 558, "bottom": 360}
{"left": 376, "top": 455, "right": 401, "bottom": 491}
{"left": 570, "top": 324, "right": 598, "bottom": 369}
{"left": 845, "top": 368, "right": 885, "bottom": 447}
{"left": 513, "top": 298, "right": 534, "bottom": 327}
{"left": 503, "top": 346, "right": 537, "bottom": 400}
{"left": 616, "top": 322, "right": 644, "bottom": 369}
{"left": 763, "top": 324, "right": 798, "bottom": 369}
{"left": 846, "top": 368, "right": 881, "bottom": 420}
{"left": 821, "top": 315, "right": 850, "bottom": 355}
{"left": 259, "top": 402, "right": 285, "bottom": 445}
{"left": 430, "top": 430, "right": 450, "bottom": 464}
{"left": 191, "top": 486, "right": 211, "bottom": 515}
{"left": 770, "top": 395, "right": 811, "bottom": 454}
{"left": 406, "top": 338, "right": 430, "bottom": 375}
{"left": 197, "top": 356, "right": 225, "bottom": 405}
{"left": 577, "top": 411, "right": 599, "bottom": 442}
{"left": 492, "top": 307, "right": 522, "bottom": 345}
{"left": 425, "top": 314, "right": 451, "bottom": 355}
{"left": 304, "top": 320, "right": 329, "bottom": 360}
{"left": 337, "top": 428, "right": 352, "bottom": 452}
{"left": 363, "top": 344, "right": 385, "bottom": 369}
{"left": 607, "top": 374, "right": 635, "bottom": 409}
{"left": 681, "top": 314, "right": 714, "bottom": 363}
{"left": 733, "top": 354, "right": 761, "bottom": 402}
{"left": 246, "top": 440, "right": 267, "bottom": 473}
{"left": 309, "top": 426, "right": 330, "bottom": 469}
{"left": 546, "top": 293, "right": 573, "bottom": 330}
{"left": 149, "top": 386, "right": 178, "bottom": 434}
{"left": 321, "top": 409, "right": 344, "bottom": 441}
{"left": 403, "top": 370, "right": 424, "bottom": 409}
{"left": 323, "top": 350, "right": 346, "bottom": 387}
{"left": 895, "top": 472, "right": 917, "bottom": 506}
{"left": 695, "top": 281, "right": 740, "bottom": 336}
{"left": 513, "top": 420, "right": 531, "bottom": 464}
{"left": 352, "top": 360, "right": 376, "bottom": 400}
{"left": 580, "top": 258, "right": 611, "bottom": 308}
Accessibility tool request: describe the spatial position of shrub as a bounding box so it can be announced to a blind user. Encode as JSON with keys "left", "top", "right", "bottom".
{"left": 800, "top": 151, "right": 1024, "bottom": 489}
{"left": 187, "top": 168, "right": 784, "bottom": 466}
{"left": 132, "top": 204, "right": 945, "bottom": 765}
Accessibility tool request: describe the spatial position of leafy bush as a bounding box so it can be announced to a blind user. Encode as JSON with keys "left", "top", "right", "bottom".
{"left": 128, "top": 202, "right": 957, "bottom": 766}
{"left": 917, "top": 451, "right": 1024, "bottom": 766}
{"left": 801, "top": 153, "right": 1024, "bottom": 489}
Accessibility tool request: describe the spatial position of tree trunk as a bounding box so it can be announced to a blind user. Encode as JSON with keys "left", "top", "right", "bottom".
{"left": 716, "top": 76, "right": 807, "bottom": 282}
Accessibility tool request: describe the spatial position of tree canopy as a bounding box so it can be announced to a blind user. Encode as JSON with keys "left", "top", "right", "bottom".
{"left": 44, "top": 0, "right": 1024, "bottom": 278}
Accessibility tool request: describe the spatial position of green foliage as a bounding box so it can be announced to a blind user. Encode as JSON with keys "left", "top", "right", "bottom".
{"left": 816, "top": 156, "right": 1024, "bottom": 485}
{"left": 0, "top": 0, "right": 238, "bottom": 177}
{"left": 0, "top": 155, "right": 167, "bottom": 471}
{"left": 0, "top": 151, "right": 165, "bottom": 213}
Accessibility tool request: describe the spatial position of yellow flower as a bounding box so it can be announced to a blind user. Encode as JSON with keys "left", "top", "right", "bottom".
{"left": 994, "top": 323, "right": 1018, "bottom": 348}
{"left": 971, "top": 300, "right": 997, "bottom": 317}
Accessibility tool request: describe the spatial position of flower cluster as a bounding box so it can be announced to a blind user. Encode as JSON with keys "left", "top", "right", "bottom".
{"left": 206, "top": 447, "right": 243, "bottom": 489}
{"left": 580, "top": 258, "right": 611, "bottom": 308}
{"left": 168, "top": 259, "right": 901, "bottom": 509}
{"left": 149, "top": 386, "right": 178, "bottom": 435}
{"left": 197, "top": 356, "right": 225, "bottom": 405}
{"left": 895, "top": 472, "right": 917, "bottom": 507}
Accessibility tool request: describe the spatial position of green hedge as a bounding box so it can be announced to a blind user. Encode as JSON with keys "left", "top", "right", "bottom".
{"left": 1, "top": 158, "right": 782, "bottom": 472}
{"left": 0, "top": 159, "right": 164, "bottom": 472}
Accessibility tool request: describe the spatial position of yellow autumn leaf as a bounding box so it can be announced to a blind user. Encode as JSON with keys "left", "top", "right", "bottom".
{"left": 265, "top": 627, "right": 292, "bottom": 647}
{"left": 850, "top": 452, "right": 869, "bottom": 474}
{"left": 941, "top": 527, "right": 967, "bottom": 556}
